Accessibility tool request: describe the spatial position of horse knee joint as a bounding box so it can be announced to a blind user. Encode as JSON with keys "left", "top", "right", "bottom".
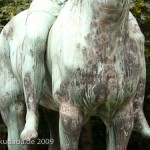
{"left": 60, "top": 103, "right": 83, "bottom": 130}
{"left": 60, "top": 103, "right": 80, "bottom": 118}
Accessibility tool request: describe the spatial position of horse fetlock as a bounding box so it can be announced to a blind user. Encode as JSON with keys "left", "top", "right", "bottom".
{"left": 26, "top": 111, "right": 39, "bottom": 128}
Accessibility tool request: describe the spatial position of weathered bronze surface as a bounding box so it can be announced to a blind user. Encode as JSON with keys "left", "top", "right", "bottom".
{"left": 0, "top": 0, "right": 149, "bottom": 150}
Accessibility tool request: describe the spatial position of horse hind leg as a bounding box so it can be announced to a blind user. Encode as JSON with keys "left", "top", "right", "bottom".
{"left": 106, "top": 102, "right": 134, "bottom": 150}
{"left": 20, "top": 11, "right": 56, "bottom": 141}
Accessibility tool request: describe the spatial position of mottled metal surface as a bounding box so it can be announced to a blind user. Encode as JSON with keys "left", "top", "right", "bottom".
{"left": 47, "top": 0, "right": 149, "bottom": 149}
{"left": 0, "top": 0, "right": 149, "bottom": 150}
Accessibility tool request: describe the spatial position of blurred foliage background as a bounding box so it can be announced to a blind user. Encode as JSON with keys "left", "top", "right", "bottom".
{"left": 0, "top": 0, "right": 150, "bottom": 149}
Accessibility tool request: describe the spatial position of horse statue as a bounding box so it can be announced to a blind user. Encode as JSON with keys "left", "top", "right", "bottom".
{"left": 0, "top": 0, "right": 65, "bottom": 149}
{"left": 0, "top": 0, "right": 150, "bottom": 149}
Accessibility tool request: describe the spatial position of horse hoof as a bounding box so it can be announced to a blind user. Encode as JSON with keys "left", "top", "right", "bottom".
{"left": 21, "top": 130, "right": 38, "bottom": 141}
